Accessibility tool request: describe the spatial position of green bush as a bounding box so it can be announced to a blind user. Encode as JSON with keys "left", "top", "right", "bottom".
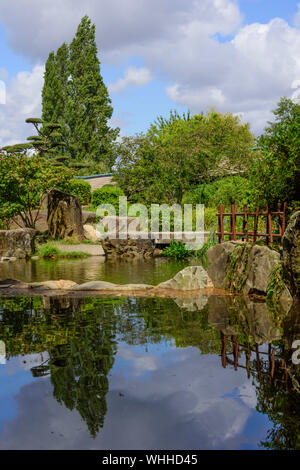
{"left": 183, "top": 176, "right": 251, "bottom": 209}
{"left": 38, "top": 244, "right": 60, "bottom": 258}
{"left": 91, "top": 185, "right": 124, "bottom": 214}
{"left": 68, "top": 179, "right": 91, "bottom": 205}
{"left": 183, "top": 183, "right": 216, "bottom": 206}
{"left": 162, "top": 241, "right": 190, "bottom": 259}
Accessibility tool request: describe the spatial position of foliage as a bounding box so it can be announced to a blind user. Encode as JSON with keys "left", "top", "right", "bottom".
{"left": 42, "top": 43, "right": 70, "bottom": 157}
{"left": 91, "top": 184, "right": 124, "bottom": 214}
{"left": 38, "top": 243, "right": 90, "bottom": 258}
{"left": 182, "top": 175, "right": 252, "bottom": 209}
{"left": 162, "top": 240, "right": 190, "bottom": 259}
{"left": 114, "top": 110, "right": 255, "bottom": 205}
{"left": 2, "top": 117, "right": 66, "bottom": 160}
{"left": 249, "top": 97, "right": 300, "bottom": 209}
{"left": 68, "top": 179, "right": 91, "bottom": 205}
{"left": 0, "top": 152, "right": 73, "bottom": 228}
{"left": 193, "top": 230, "right": 218, "bottom": 269}
{"left": 266, "top": 264, "right": 285, "bottom": 302}
{"left": 42, "top": 16, "right": 119, "bottom": 168}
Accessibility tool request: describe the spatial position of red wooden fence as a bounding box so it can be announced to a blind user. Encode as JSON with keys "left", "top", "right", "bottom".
{"left": 216, "top": 203, "right": 287, "bottom": 245}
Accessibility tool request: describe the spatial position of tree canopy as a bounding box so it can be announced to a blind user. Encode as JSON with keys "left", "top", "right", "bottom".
{"left": 114, "top": 110, "right": 255, "bottom": 205}
{"left": 249, "top": 97, "right": 300, "bottom": 210}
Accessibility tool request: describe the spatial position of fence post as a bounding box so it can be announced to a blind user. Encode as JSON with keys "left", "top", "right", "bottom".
{"left": 278, "top": 203, "right": 282, "bottom": 236}
{"left": 253, "top": 208, "right": 259, "bottom": 242}
{"left": 243, "top": 205, "right": 248, "bottom": 242}
{"left": 267, "top": 204, "right": 273, "bottom": 245}
{"left": 218, "top": 205, "right": 225, "bottom": 243}
{"left": 282, "top": 202, "right": 287, "bottom": 235}
{"left": 231, "top": 204, "right": 237, "bottom": 241}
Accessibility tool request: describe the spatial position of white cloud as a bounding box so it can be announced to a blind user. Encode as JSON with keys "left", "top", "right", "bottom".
{"left": 0, "top": 65, "right": 44, "bottom": 147}
{"left": 294, "top": 3, "right": 300, "bottom": 27}
{"left": 0, "top": 1, "right": 300, "bottom": 136}
{"left": 108, "top": 66, "right": 153, "bottom": 94}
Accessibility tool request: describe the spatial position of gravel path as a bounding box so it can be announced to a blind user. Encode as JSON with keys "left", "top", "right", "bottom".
{"left": 56, "top": 244, "right": 105, "bottom": 256}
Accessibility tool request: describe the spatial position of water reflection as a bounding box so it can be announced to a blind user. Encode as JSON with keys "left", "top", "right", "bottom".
{"left": 0, "top": 294, "right": 299, "bottom": 449}
{"left": 0, "top": 257, "right": 190, "bottom": 285}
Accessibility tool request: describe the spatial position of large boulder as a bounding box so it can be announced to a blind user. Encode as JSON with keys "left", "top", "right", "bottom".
{"left": 207, "top": 241, "right": 238, "bottom": 289}
{"left": 243, "top": 244, "right": 280, "bottom": 295}
{"left": 158, "top": 266, "right": 213, "bottom": 290}
{"left": 0, "top": 228, "right": 36, "bottom": 258}
{"left": 282, "top": 211, "right": 300, "bottom": 298}
{"left": 207, "top": 241, "right": 281, "bottom": 296}
{"left": 47, "top": 189, "right": 85, "bottom": 241}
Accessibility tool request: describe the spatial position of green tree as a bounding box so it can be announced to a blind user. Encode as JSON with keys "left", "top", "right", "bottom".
{"left": 42, "top": 43, "right": 70, "bottom": 158}
{"left": 67, "top": 15, "right": 118, "bottom": 166}
{"left": 114, "top": 110, "right": 254, "bottom": 205}
{"left": 0, "top": 151, "right": 72, "bottom": 228}
{"left": 250, "top": 97, "right": 300, "bottom": 210}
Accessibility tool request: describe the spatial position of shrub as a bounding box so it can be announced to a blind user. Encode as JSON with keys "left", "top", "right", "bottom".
{"left": 91, "top": 185, "right": 124, "bottom": 215}
{"left": 38, "top": 244, "right": 60, "bottom": 258}
{"left": 162, "top": 241, "right": 190, "bottom": 259}
{"left": 183, "top": 176, "right": 251, "bottom": 209}
{"left": 68, "top": 179, "right": 91, "bottom": 205}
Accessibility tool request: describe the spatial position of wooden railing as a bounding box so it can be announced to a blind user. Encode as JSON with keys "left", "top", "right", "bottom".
{"left": 216, "top": 203, "right": 287, "bottom": 245}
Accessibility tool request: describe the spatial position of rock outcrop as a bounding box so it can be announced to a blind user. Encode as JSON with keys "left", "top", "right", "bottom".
{"left": 158, "top": 266, "right": 213, "bottom": 290}
{"left": 101, "top": 237, "right": 155, "bottom": 259}
{"left": 282, "top": 211, "right": 300, "bottom": 298}
{"left": 47, "top": 189, "right": 85, "bottom": 241}
{"left": 0, "top": 228, "right": 36, "bottom": 259}
{"left": 207, "top": 241, "right": 281, "bottom": 296}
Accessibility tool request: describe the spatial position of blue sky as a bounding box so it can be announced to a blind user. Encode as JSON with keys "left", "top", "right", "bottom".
{"left": 0, "top": 0, "right": 300, "bottom": 146}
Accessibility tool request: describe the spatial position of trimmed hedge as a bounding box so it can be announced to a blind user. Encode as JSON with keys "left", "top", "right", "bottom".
{"left": 69, "top": 179, "right": 91, "bottom": 205}
{"left": 91, "top": 185, "right": 124, "bottom": 214}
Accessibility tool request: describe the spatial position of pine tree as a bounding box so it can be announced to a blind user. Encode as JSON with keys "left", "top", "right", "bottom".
{"left": 67, "top": 15, "right": 118, "bottom": 165}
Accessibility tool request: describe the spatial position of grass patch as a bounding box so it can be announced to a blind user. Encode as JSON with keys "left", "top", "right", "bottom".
{"left": 38, "top": 243, "right": 90, "bottom": 259}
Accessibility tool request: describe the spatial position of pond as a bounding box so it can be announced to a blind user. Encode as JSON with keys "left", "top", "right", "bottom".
{"left": 0, "top": 257, "right": 193, "bottom": 285}
{"left": 0, "top": 292, "right": 299, "bottom": 450}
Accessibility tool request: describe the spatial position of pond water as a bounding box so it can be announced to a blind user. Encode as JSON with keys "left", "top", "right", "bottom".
{"left": 0, "top": 292, "right": 299, "bottom": 450}
{"left": 0, "top": 257, "right": 193, "bottom": 285}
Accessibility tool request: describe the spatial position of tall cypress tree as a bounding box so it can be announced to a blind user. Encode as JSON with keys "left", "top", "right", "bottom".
{"left": 42, "top": 43, "right": 70, "bottom": 157}
{"left": 67, "top": 15, "right": 117, "bottom": 164}
{"left": 41, "top": 16, "right": 118, "bottom": 169}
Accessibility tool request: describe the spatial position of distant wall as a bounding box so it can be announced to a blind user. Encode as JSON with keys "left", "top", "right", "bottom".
{"left": 75, "top": 174, "right": 116, "bottom": 192}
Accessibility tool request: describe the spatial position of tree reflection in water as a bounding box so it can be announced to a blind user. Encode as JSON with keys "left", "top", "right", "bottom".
{"left": 0, "top": 294, "right": 299, "bottom": 447}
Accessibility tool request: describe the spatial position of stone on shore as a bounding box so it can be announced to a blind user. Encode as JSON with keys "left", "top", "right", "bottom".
{"left": 71, "top": 281, "right": 117, "bottom": 291}
{"left": 0, "top": 228, "right": 36, "bottom": 259}
{"left": 28, "top": 280, "right": 78, "bottom": 290}
{"left": 207, "top": 241, "right": 281, "bottom": 296}
{"left": 83, "top": 224, "right": 101, "bottom": 243}
{"left": 157, "top": 266, "right": 213, "bottom": 290}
